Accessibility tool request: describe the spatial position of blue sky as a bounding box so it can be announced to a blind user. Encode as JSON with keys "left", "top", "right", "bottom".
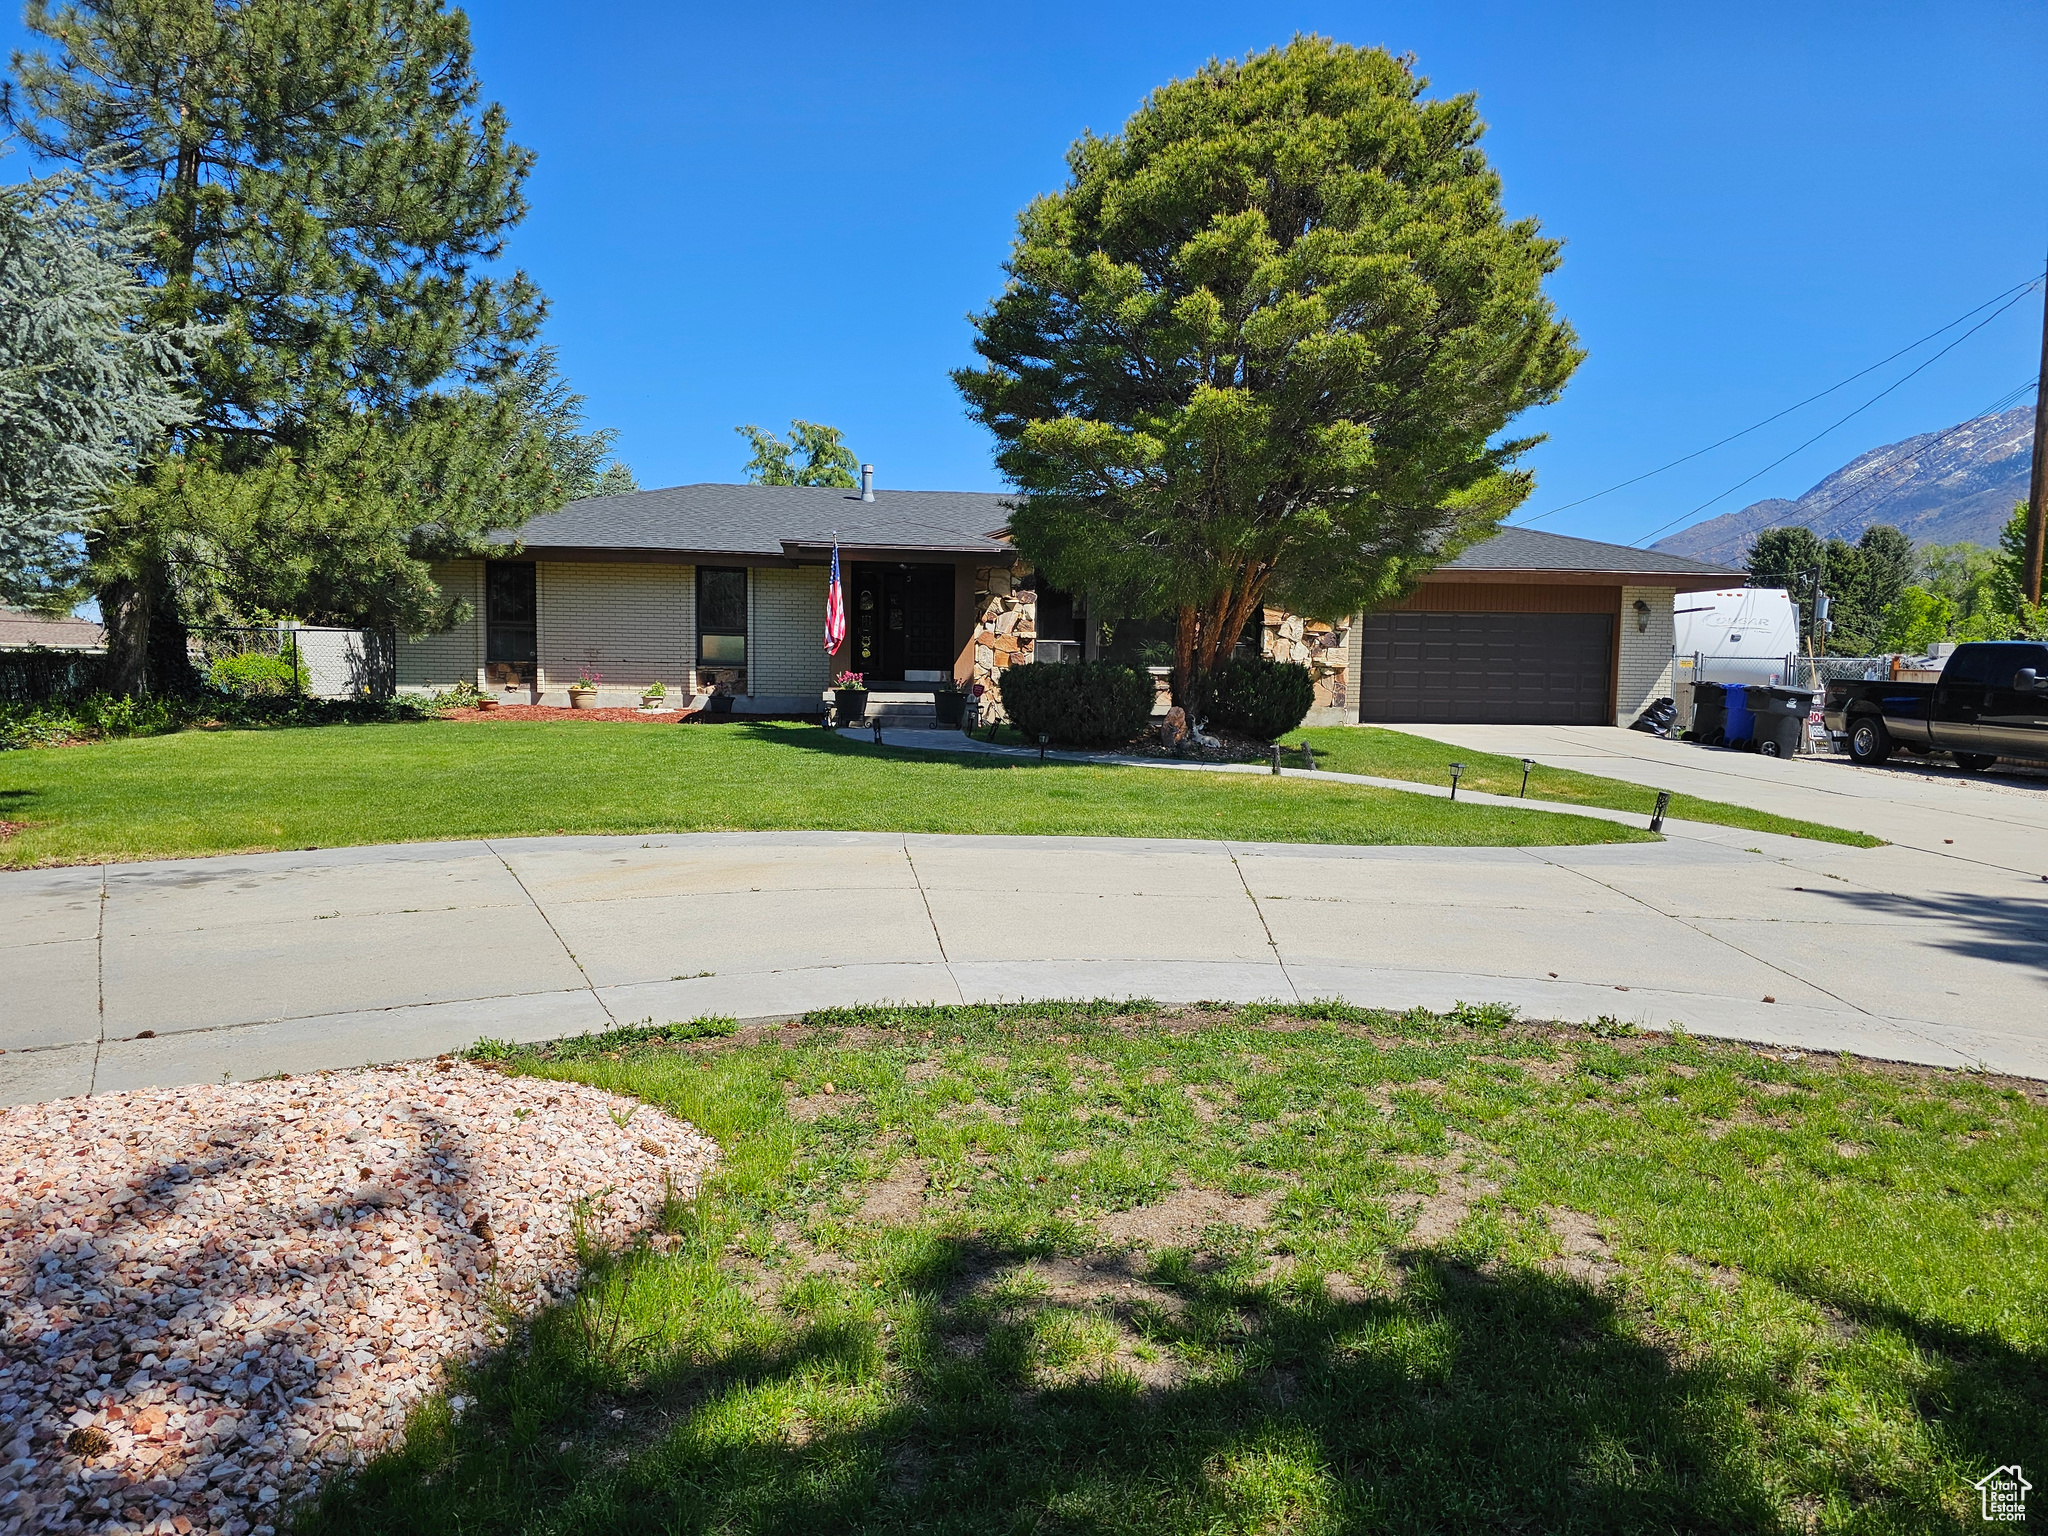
{"left": 6, "top": 0, "right": 2044, "bottom": 546}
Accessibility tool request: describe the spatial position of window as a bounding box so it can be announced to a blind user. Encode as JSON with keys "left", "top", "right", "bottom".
{"left": 485, "top": 562, "right": 536, "bottom": 664}
{"left": 697, "top": 566, "right": 747, "bottom": 664}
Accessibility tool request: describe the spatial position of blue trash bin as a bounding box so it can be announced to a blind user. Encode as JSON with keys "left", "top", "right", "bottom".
{"left": 1723, "top": 684, "right": 1758, "bottom": 748}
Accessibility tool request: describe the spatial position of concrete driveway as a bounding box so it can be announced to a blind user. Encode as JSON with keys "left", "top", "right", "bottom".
{"left": 3, "top": 727, "right": 2044, "bottom": 1103}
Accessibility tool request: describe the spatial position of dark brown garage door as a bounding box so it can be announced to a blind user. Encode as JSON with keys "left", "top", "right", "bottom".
{"left": 1357, "top": 612, "right": 1613, "bottom": 724}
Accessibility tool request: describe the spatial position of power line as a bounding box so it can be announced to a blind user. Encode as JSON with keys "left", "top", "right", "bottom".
{"left": 1626, "top": 282, "right": 2041, "bottom": 548}
{"left": 1511, "top": 276, "right": 2042, "bottom": 529}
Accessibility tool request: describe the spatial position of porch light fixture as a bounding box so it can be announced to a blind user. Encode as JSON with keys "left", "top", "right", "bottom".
{"left": 1520, "top": 758, "right": 1534, "bottom": 798}
{"left": 1448, "top": 763, "right": 1465, "bottom": 800}
{"left": 1634, "top": 598, "right": 1651, "bottom": 633}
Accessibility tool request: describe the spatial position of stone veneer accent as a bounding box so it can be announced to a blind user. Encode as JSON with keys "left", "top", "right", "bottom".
{"left": 969, "top": 560, "right": 1035, "bottom": 720}
{"left": 1260, "top": 607, "right": 1351, "bottom": 711}
{"left": 1615, "top": 584, "right": 1675, "bottom": 726}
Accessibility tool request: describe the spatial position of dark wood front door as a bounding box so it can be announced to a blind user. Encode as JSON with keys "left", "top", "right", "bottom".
{"left": 851, "top": 563, "right": 954, "bottom": 682}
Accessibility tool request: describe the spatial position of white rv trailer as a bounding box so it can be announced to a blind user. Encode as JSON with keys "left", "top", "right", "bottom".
{"left": 1672, "top": 588, "right": 1803, "bottom": 686}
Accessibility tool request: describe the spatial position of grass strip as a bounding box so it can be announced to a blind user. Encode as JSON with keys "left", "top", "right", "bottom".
{"left": 303, "top": 1000, "right": 2042, "bottom": 1535}
{"left": 0, "top": 719, "right": 1654, "bottom": 867}
{"left": 1285, "top": 726, "right": 1882, "bottom": 847}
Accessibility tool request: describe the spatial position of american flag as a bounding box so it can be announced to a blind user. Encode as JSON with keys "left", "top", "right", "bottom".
{"left": 823, "top": 540, "right": 846, "bottom": 654}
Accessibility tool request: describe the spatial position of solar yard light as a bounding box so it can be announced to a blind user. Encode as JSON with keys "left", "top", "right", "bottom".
{"left": 1301, "top": 743, "right": 1317, "bottom": 772}
{"left": 1651, "top": 790, "right": 1672, "bottom": 833}
{"left": 1271, "top": 745, "right": 1283, "bottom": 775}
{"left": 1448, "top": 762, "right": 1465, "bottom": 800}
{"left": 1520, "top": 758, "right": 1534, "bottom": 797}
{"left": 1038, "top": 732, "right": 1049, "bottom": 761}
{"left": 872, "top": 719, "right": 883, "bottom": 745}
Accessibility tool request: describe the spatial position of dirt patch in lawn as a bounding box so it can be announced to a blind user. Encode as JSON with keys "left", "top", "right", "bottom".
{"left": 855, "top": 1159, "right": 931, "bottom": 1225}
{"left": 1097, "top": 1185, "right": 1281, "bottom": 1248}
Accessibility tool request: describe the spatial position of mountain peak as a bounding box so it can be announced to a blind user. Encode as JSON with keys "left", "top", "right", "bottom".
{"left": 1649, "top": 406, "right": 2034, "bottom": 564}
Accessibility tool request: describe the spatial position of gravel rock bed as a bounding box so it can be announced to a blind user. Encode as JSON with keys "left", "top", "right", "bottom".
{"left": 0, "top": 1062, "right": 718, "bottom": 1535}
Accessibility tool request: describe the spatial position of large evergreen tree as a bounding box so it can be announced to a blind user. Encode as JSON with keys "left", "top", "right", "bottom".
{"left": 955, "top": 37, "right": 1582, "bottom": 708}
{"left": 5, "top": 0, "right": 558, "bottom": 691}
{"left": 0, "top": 165, "right": 198, "bottom": 607}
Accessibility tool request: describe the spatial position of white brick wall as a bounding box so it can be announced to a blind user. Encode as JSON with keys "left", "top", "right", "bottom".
{"left": 536, "top": 561, "right": 692, "bottom": 705}
{"left": 1616, "top": 585, "right": 1675, "bottom": 726}
{"left": 395, "top": 559, "right": 482, "bottom": 691}
{"left": 748, "top": 566, "right": 831, "bottom": 698}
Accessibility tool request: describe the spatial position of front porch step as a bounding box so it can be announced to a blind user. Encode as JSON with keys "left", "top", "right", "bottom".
{"left": 836, "top": 691, "right": 955, "bottom": 730}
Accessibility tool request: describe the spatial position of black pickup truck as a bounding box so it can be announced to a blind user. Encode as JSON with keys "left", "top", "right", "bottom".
{"left": 1823, "top": 641, "right": 2048, "bottom": 770}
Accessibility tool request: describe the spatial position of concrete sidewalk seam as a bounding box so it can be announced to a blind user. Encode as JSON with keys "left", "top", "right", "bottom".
{"left": 88, "top": 864, "right": 106, "bottom": 1095}
{"left": 484, "top": 840, "right": 617, "bottom": 1027}
{"left": 899, "top": 837, "right": 968, "bottom": 1007}
{"left": 1225, "top": 842, "right": 1302, "bottom": 1005}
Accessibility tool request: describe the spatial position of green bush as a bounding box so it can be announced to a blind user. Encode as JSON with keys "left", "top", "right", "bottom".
{"left": 996, "top": 660, "right": 1153, "bottom": 747}
{"left": 1207, "top": 654, "right": 1316, "bottom": 740}
{"left": 209, "top": 648, "right": 303, "bottom": 698}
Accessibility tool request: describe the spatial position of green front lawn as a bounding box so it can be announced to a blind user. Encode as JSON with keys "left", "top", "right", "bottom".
{"left": 306, "top": 1002, "right": 2044, "bottom": 1535}
{"left": 1285, "top": 727, "right": 1883, "bottom": 847}
{"left": 0, "top": 719, "right": 1657, "bottom": 867}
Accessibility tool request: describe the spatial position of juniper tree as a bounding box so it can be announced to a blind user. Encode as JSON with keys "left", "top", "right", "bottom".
{"left": 955, "top": 37, "right": 1582, "bottom": 708}
{"left": 6, "top": 0, "right": 558, "bottom": 690}
{"left": 0, "top": 166, "right": 197, "bottom": 608}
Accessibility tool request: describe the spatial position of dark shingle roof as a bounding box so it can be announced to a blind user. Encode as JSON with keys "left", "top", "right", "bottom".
{"left": 500, "top": 483, "right": 1739, "bottom": 581}
{"left": 1440, "top": 526, "right": 1737, "bottom": 577}
{"left": 501, "top": 483, "right": 1017, "bottom": 559}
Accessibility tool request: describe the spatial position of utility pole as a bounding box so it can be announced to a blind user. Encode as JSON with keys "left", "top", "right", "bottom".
{"left": 2026, "top": 256, "right": 2048, "bottom": 606}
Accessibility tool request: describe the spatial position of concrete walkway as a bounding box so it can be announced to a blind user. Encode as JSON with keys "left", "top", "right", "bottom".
{"left": 4, "top": 729, "right": 2044, "bottom": 1100}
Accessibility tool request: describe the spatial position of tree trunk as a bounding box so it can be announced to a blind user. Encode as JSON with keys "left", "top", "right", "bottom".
{"left": 98, "top": 574, "right": 152, "bottom": 698}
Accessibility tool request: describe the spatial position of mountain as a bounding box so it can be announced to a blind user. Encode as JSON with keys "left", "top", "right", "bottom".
{"left": 1649, "top": 407, "right": 2034, "bottom": 565}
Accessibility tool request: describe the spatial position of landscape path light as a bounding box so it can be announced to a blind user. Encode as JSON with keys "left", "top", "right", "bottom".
{"left": 1520, "top": 758, "right": 1534, "bottom": 797}
{"left": 1651, "top": 790, "right": 1671, "bottom": 833}
{"left": 872, "top": 719, "right": 883, "bottom": 745}
{"left": 1038, "top": 732, "right": 1049, "bottom": 762}
{"left": 1302, "top": 742, "right": 1317, "bottom": 772}
{"left": 1449, "top": 762, "right": 1465, "bottom": 800}
{"left": 1271, "top": 745, "right": 1282, "bottom": 776}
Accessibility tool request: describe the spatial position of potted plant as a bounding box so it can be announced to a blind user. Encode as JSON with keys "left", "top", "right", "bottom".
{"left": 832, "top": 671, "right": 867, "bottom": 725}
{"left": 569, "top": 670, "right": 601, "bottom": 709}
{"left": 641, "top": 680, "right": 667, "bottom": 710}
{"left": 932, "top": 682, "right": 966, "bottom": 727}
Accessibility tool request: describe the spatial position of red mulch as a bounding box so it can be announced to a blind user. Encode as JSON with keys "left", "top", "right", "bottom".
{"left": 442, "top": 704, "right": 693, "bottom": 725}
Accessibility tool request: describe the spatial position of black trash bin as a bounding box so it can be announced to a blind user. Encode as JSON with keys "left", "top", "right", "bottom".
{"left": 1689, "top": 682, "right": 1728, "bottom": 745}
{"left": 1749, "top": 685, "right": 1814, "bottom": 758}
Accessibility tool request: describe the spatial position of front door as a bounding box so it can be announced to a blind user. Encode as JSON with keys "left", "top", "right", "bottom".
{"left": 851, "top": 563, "right": 954, "bottom": 682}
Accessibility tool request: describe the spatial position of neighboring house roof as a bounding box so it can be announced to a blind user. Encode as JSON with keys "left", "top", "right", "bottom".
{"left": 502, "top": 483, "right": 1017, "bottom": 562}
{"left": 0, "top": 605, "right": 107, "bottom": 652}
{"left": 1435, "top": 526, "right": 1738, "bottom": 583}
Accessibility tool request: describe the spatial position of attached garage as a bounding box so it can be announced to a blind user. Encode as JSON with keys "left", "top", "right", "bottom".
{"left": 1347, "top": 528, "right": 1737, "bottom": 727}
{"left": 1358, "top": 611, "right": 1614, "bottom": 724}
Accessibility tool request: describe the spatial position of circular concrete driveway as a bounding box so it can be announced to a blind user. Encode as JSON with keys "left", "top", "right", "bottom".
{"left": 4, "top": 727, "right": 2045, "bottom": 1105}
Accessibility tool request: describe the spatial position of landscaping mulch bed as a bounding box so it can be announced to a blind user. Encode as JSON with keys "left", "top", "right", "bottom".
{"left": 439, "top": 704, "right": 689, "bottom": 725}
{"left": 0, "top": 1062, "right": 717, "bottom": 1536}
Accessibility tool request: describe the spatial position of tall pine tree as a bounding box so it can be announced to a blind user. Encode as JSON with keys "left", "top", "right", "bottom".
{"left": 5, "top": 0, "right": 558, "bottom": 691}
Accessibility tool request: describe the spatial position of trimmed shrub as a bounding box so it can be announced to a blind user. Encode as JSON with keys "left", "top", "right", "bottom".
{"left": 996, "top": 660, "right": 1153, "bottom": 747}
{"left": 209, "top": 649, "right": 302, "bottom": 698}
{"left": 1208, "top": 654, "right": 1315, "bottom": 740}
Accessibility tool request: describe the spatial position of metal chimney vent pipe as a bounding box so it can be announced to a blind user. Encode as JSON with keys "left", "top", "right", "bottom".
{"left": 860, "top": 464, "right": 874, "bottom": 502}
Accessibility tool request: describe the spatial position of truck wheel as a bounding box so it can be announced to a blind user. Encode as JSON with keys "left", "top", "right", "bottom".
{"left": 1847, "top": 717, "right": 1891, "bottom": 765}
{"left": 1953, "top": 753, "right": 1999, "bottom": 773}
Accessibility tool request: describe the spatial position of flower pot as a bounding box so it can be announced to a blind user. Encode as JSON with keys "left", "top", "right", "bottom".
{"left": 477, "top": 696, "right": 499, "bottom": 712}
{"left": 834, "top": 689, "right": 867, "bottom": 724}
{"left": 933, "top": 690, "right": 965, "bottom": 727}
{"left": 568, "top": 687, "right": 598, "bottom": 710}
{"left": 641, "top": 694, "right": 666, "bottom": 710}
